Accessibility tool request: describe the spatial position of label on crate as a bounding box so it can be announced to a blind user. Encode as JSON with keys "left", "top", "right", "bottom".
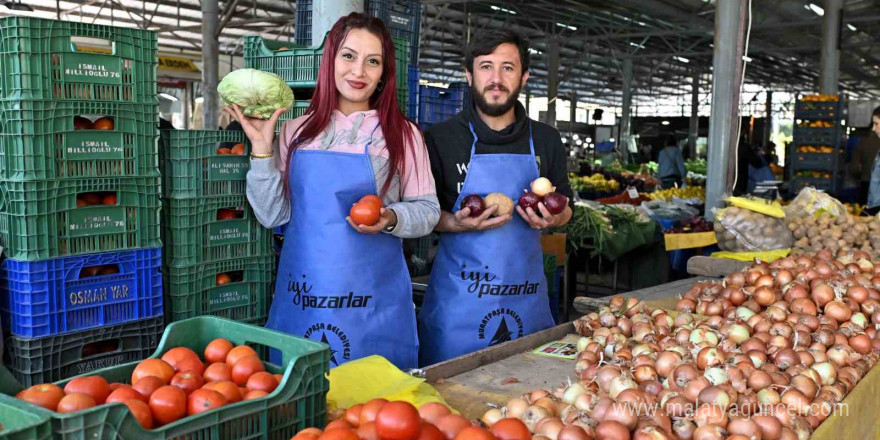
{"left": 207, "top": 156, "right": 248, "bottom": 180}
{"left": 209, "top": 284, "right": 250, "bottom": 311}
{"left": 208, "top": 219, "right": 251, "bottom": 245}
{"left": 68, "top": 206, "right": 126, "bottom": 237}
{"left": 61, "top": 53, "right": 124, "bottom": 84}
{"left": 75, "top": 354, "right": 127, "bottom": 374}
{"left": 67, "top": 280, "right": 135, "bottom": 307}
{"left": 387, "top": 11, "right": 413, "bottom": 31}
{"left": 65, "top": 131, "right": 124, "bottom": 160}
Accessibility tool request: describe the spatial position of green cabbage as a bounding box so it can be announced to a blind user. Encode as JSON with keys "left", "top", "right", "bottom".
{"left": 218, "top": 69, "right": 294, "bottom": 119}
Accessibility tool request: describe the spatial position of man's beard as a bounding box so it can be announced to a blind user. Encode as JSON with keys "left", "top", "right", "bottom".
{"left": 472, "top": 80, "right": 523, "bottom": 117}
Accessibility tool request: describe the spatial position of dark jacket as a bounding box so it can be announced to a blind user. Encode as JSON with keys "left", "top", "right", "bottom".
{"left": 424, "top": 101, "right": 574, "bottom": 212}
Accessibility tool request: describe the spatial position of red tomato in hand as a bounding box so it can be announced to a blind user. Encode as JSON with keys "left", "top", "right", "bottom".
{"left": 350, "top": 202, "right": 380, "bottom": 226}
{"left": 358, "top": 195, "right": 383, "bottom": 209}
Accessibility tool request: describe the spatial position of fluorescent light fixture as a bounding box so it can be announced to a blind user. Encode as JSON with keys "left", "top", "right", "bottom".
{"left": 743, "top": 55, "right": 753, "bottom": 62}
{"left": 661, "top": 120, "right": 670, "bottom": 125}
{"left": 806, "top": 3, "right": 824, "bottom": 16}
{"left": 609, "top": 138, "right": 615, "bottom": 142}
{"left": 847, "top": 24, "right": 857, "bottom": 31}
{"left": 674, "top": 56, "right": 690, "bottom": 64}
{"left": 573, "top": 134, "right": 580, "bottom": 140}
{"left": 586, "top": 138, "right": 593, "bottom": 143}
{"left": 158, "top": 93, "right": 179, "bottom": 102}
{"left": 490, "top": 5, "right": 517, "bottom": 15}
{"left": 556, "top": 22, "right": 577, "bottom": 31}
{"left": 576, "top": 140, "right": 583, "bottom": 146}
{"left": 629, "top": 42, "right": 645, "bottom": 49}
{"left": 528, "top": 48, "right": 543, "bottom": 55}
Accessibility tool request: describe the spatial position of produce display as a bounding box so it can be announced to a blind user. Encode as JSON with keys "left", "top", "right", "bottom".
{"left": 794, "top": 171, "right": 833, "bottom": 179}
{"left": 789, "top": 213, "right": 880, "bottom": 258}
{"left": 218, "top": 68, "right": 295, "bottom": 119}
{"left": 685, "top": 159, "right": 707, "bottom": 176}
{"left": 647, "top": 187, "right": 705, "bottom": 203}
{"left": 13, "top": 338, "right": 279, "bottom": 428}
{"left": 714, "top": 206, "right": 793, "bottom": 252}
{"left": 663, "top": 217, "right": 713, "bottom": 234}
{"left": 796, "top": 146, "right": 835, "bottom": 154}
{"left": 596, "top": 192, "right": 650, "bottom": 206}
{"left": 798, "top": 121, "right": 834, "bottom": 128}
{"left": 469, "top": 252, "right": 880, "bottom": 440}
{"left": 800, "top": 94, "right": 839, "bottom": 102}
{"left": 570, "top": 173, "right": 621, "bottom": 194}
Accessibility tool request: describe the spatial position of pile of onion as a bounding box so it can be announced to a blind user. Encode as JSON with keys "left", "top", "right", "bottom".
{"left": 498, "top": 251, "right": 880, "bottom": 440}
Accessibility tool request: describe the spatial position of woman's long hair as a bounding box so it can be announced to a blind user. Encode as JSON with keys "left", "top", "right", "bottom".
{"left": 286, "top": 12, "right": 418, "bottom": 196}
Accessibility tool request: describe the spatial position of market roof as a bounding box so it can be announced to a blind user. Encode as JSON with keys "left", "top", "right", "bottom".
{"left": 4, "top": 0, "right": 879, "bottom": 107}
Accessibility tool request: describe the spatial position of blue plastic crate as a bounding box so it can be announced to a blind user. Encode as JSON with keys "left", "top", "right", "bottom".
{"left": 294, "top": 0, "right": 313, "bottom": 46}
{"left": 0, "top": 248, "right": 163, "bottom": 338}
{"left": 789, "top": 151, "right": 842, "bottom": 172}
{"left": 793, "top": 126, "right": 843, "bottom": 147}
{"left": 367, "top": 0, "right": 421, "bottom": 65}
{"left": 795, "top": 100, "right": 845, "bottom": 120}
{"left": 418, "top": 85, "right": 464, "bottom": 128}
{"left": 407, "top": 65, "right": 419, "bottom": 118}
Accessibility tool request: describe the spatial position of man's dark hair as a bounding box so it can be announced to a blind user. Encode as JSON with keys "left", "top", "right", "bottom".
{"left": 872, "top": 106, "right": 880, "bottom": 119}
{"left": 464, "top": 29, "right": 530, "bottom": 74}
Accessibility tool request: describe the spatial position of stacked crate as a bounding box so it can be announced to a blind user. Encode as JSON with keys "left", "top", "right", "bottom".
{"left": 789, "top": 94, "right": 847, "bottom": 196}
{"left": 416, "top": 82, "right": 469, "bottom": 129}
{"left": 159, "top": 130, "right": 275, "bottom": 326}
{"left": 0, "top": 17, "right": 164, "bottom": 386}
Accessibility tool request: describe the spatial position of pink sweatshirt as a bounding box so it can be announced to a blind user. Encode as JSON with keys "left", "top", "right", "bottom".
{"left": 246, "top": 109, "right": 440, "bottom": 238}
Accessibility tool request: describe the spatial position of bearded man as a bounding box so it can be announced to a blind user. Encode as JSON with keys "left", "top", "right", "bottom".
{"left": 418, "top": 29, "right": 573, "bottom": 366}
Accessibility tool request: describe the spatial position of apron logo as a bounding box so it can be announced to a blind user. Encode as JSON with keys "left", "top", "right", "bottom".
{"left": 460, "top": 264, "right": 540, "bottom": 298}
{"left": 304, "top": 322, "right": 351, "bottom": 366}
{"left": 290, "top": 274, "right": 373, "bottom": 311}
{"left": 478, "top": 308, "right": 524, "bottom": 346}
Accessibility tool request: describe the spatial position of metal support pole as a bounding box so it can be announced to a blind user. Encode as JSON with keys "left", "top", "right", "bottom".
{"left": 705, "top": 0, "right": 747, "bottom": 217}
{"left": 820, "top": 0, "right": 842, "bottom": 94}
{"left": 764, "top": 90, "right": 773, "bottom": 147}
{"left": 201, "top": 0, "right": 220, "bottom": 130}
{"left": 570, "top": 92, "right": 577, "bottom": 136}
{"left": 545, "top": 40, "right": 560, "bottom": 126}
{"left": 689, "top": 71, "right": 700, "bottom": 159}
{"left": 620, "top": 57, "right": 633, "bottom": 163}
{"left": 313, "top": 0, "right": 363, "bottom": 46}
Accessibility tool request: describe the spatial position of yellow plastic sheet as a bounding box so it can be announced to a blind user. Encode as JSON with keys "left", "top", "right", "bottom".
{"left": 726, "top": 196, "right": 785, "bottom": 218}
{"left": 710, "top": 248, "right": 791, "bottom": 262}
{"left": 664, "top": 232, "right": 717, "bottom": 251}
{"left": 326, "top": 356, "right": 451, "bottom": 411}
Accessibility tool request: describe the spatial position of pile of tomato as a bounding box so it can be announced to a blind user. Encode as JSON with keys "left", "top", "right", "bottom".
{"left": 291, "top": 400, "right": 531, "bottom": 440}
{"left": 76, "top": 191, "right": 118, "bottom": 207}
{"left": 15, "top": 338, "right": 281, "bottom": 430}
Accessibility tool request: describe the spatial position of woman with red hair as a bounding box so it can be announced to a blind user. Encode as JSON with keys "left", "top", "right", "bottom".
{"left": 226, "top": 13, "right": 438, "bottom": 369}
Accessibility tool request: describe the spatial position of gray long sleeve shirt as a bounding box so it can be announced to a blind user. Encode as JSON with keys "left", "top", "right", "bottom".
{"left": 246, "top": 111, "right": 440, "bottom": 238}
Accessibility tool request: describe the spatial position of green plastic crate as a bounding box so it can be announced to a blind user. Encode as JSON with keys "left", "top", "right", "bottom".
{"left": 4, "top": 316, "right": 164, "bottom": 387}
{"left": 165, "top": 255, "right": 275, "bottom": 325}
{"left": 0, "top": 16, "right": 157, "bottom": 102}
{"left": 160, "top": 130, "right": 250, "bottom": 199}
{"left": 244, "top": 34, "right": 409, "bottom": 92}
{"left": 0, "top": 100, "right": 158, "bottom": 180}
{"left": 0, "top": 316, "right": 329, "bottom": 440}
{"left": 0, "top": 177, "right": 161, "bottom": 261}
{"left": 162, "top": 195, "right": 274, "bottom": 267}
{"left": 274, "top": 99, "right": 312, "bottom": 132}
{"left": 0, "top": 380, "right": 51, "bottom": 440}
